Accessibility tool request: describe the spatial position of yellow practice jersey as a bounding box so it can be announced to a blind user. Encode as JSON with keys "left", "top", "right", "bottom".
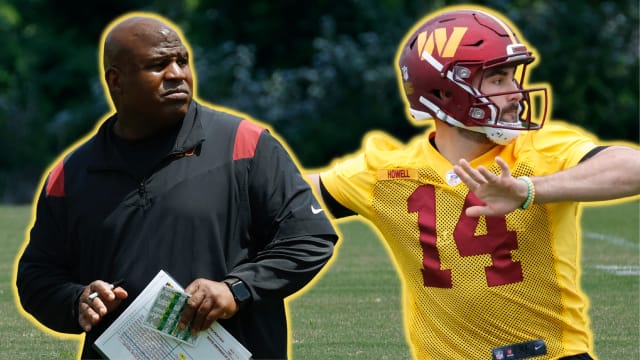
{"left": 320, "top": 124, "right": 599, "bottom": 359}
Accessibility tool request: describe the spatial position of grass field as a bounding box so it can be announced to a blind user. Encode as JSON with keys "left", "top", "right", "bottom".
{"left": 1, "top": 201, "right": 638, "bottom": 359}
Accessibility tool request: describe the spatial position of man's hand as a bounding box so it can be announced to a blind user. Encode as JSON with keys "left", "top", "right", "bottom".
{"left": 178, "top": 279, "right": 238, "bottom": 334}
{"left": 78, "top": 280, "right": 128, "bottom": 332}
{"left": 453, "top": 156, "right": 530, "bottom": 217}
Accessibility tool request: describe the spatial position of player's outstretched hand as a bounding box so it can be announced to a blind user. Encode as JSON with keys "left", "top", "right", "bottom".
{"left": 453, "top": 156, "right": 529, "bottom": 217}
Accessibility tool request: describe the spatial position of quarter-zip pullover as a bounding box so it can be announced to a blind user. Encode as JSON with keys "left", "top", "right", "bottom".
{"left": 17, "top": 101, "right": 337, "bottom": 359}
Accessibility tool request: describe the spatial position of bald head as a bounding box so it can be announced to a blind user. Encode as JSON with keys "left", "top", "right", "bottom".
{"left": 103, "top": 16, "right": 182, "bottom": 72}
{"left": 101, "top": 15, "right": 194, "bottom": 139}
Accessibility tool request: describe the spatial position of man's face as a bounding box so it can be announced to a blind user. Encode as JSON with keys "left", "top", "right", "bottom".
{"left": 116, "top": 28, "right": 193, "bottom": 124}
{"left": 475, "top": 65, "right": 523, "bottom": 124}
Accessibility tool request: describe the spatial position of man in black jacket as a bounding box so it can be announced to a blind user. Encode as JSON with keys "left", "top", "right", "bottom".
{"left": 16, "top": 13, "right": 337, "bottom": 359}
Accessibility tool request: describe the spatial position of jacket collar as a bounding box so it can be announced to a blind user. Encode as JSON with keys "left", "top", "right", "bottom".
{"left": 171, "top": 100, "right": 205, "bottom": 155}
{"left": 88, "top": 100, "right": 205, "bottom": 171}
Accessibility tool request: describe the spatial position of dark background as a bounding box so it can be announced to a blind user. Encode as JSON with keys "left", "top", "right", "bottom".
{"left": 1, "top": 0, "right": 637, "bottom": 203}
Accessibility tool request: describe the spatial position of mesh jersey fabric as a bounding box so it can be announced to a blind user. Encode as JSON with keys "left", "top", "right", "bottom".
{"left": 320, "top": 123, "right": 599, "bottom": 359}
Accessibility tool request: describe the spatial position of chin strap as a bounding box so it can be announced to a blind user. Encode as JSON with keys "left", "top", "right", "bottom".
{"left": 413, "top": 96, "right": 522, "bottom": 145}
{"left": 484, "top": 127, "right": 521, "bottom": 145}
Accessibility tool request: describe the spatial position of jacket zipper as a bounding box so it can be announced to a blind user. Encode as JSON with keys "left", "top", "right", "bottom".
{"left": 135, "top": 148, "right": 195, "bottom": 210}
{"left": 138, "top": 180, "right": 150, "bottom": 209}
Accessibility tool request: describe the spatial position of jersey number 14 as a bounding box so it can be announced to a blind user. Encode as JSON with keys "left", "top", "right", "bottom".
{"left": 408, "top": 185, "right": 524, "bottom": 288}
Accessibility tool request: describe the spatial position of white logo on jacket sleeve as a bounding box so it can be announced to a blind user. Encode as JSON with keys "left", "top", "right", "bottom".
{"left": 310, "top": 205, "right": 324, "bottom": 214}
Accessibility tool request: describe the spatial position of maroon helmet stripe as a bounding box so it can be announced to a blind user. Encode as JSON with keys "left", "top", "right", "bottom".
{"left": 233, "top": 120, "right": 264, "bottom": 160}
{"left": 45, "top": 160, "right": 65, "bottom": 197}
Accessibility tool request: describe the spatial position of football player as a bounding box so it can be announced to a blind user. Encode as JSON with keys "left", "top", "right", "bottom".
{"left": 308, "top": 6, "right": 640, "bottom": 360}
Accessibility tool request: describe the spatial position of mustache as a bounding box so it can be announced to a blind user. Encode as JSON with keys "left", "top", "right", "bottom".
{"left": 501, "top": 103, "right": 519, "bottom": 113}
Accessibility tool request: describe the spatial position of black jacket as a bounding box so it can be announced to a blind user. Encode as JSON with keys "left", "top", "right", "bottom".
{"left": 17, "top": 101, "right": 337, "bottom": 359}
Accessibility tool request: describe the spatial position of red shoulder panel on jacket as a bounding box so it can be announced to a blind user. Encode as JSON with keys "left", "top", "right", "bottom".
{"left": 233, "top": 119, "right": 265, "bottom": 160}
{"left": 45, "top": 160, "right": 65, "bottom": 197}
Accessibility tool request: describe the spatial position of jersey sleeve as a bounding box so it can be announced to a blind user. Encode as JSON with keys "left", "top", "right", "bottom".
{"left": 519, "top": 122, "right": 599, "bottom": 170}
{"left": 319, "top": 132, "right": 407, "bottom": 220}
{"left": 319, "top": 153, "right": 377, "bottom": 219}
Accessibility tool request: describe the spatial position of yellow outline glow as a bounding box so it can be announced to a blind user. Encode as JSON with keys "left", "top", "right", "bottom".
{"left": 305, "top": 5, "right": 639, "bottom": 359}
{"left": 12, "top": 11, "right": 344, "bottom": 360}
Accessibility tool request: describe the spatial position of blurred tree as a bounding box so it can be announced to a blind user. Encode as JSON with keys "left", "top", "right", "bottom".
{"left": 0, "top": 0, "right": 637, "bottom": 202}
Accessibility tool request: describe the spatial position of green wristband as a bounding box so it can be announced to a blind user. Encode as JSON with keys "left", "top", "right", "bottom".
{"left": 517, "top": 176, "right": 535, "bottom": 210}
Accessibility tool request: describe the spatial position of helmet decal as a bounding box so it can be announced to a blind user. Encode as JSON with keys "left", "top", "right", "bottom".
{"left": 416, "top": 27, "right": 468, "bottom": 60}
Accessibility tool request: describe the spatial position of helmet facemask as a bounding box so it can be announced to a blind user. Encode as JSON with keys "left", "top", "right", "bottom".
{"left": 428, "top": 58, "right": 549, "bottom": 145}
{"left": 462, "top": 58, "right": 548, "bottom": 131}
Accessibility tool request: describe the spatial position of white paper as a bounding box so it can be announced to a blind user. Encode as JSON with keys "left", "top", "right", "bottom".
{"left": 94, "top": 270, "right": 252, "bottom": 360}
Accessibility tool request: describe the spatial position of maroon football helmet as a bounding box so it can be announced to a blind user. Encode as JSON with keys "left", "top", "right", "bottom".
{"left": 398, "top": 9, "right": 548, "bottom": 144}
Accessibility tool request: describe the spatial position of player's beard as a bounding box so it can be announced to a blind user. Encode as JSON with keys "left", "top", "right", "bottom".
{"left": 498, "top": 103, "right": 521, "bottom": 125}
{"left": 455, "top": 126, "right": 494, "bottom": 145}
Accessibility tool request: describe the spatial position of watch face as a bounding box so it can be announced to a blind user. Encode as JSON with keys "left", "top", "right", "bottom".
{"left": 231, "top": 281, "right": 251, "bottom": 303}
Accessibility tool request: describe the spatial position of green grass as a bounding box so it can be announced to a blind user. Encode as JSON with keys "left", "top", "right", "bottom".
{"left": 0, "top": 206, "right": 81, "bottom": 359}
{"left": 1, "top": 202, "right": 638, "bottom": 359}
{"left": 288, "top": 219, "right": 409, "bottom": 359}
{"left": 579, "top": 201, "right": 640, "bottom": 359}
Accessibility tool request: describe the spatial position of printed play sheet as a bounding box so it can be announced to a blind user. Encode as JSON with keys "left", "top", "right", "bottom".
{"left": 94, "top": 270, "right": 251, "bottom": 360}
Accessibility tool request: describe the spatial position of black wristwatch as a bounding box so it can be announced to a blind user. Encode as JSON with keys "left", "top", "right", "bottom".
{"left": 223, "top": 278, "right": 252, "bottom": 309}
